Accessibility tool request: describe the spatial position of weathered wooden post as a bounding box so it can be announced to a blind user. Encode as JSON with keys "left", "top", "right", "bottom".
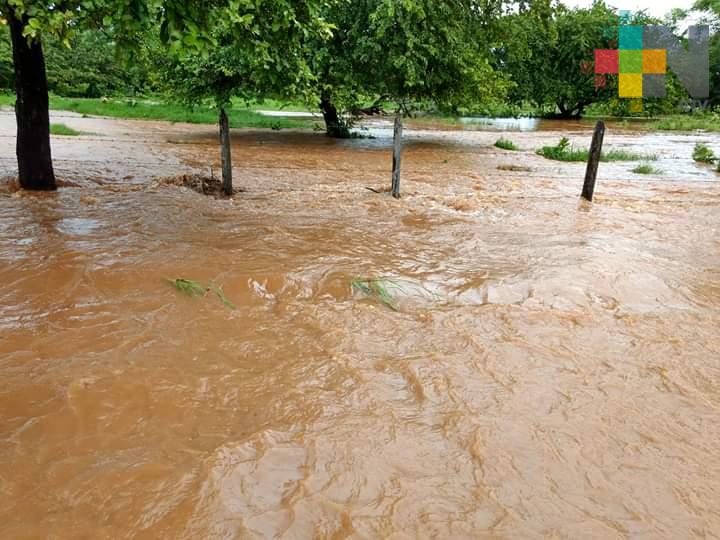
{"left": 219, "top": 107, "right": 233, "bottom": 196}
{"left": 582, "top": 120, "right": 605, "bottom": 202}
{"left": 391, "top": 110, "right": 403, "bottom": 199}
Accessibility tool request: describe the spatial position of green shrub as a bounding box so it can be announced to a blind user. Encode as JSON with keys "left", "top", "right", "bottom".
{"left": 632, "top": 164, "right": 663, "bottom": 175}
{"left": 692, "top": 143, "right": 716, "bottom": 163}
{"left": 494, "top": 137, "right": 519, "bottom": 151}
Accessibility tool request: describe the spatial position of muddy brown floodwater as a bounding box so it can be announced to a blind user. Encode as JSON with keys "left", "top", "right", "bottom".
{"left": 1, "top": 110, "right": 720, "bottom": 539}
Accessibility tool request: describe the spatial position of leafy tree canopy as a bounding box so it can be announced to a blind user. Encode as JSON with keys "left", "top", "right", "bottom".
{"left": 157, "top": 1, "right": 331, "bottom": 108}
{"left": 329, "top": 0, "right": 509, "bottom": 114}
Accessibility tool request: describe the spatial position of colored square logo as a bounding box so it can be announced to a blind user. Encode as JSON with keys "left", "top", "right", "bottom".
{"left": 643, "top": 74, "right": 666, "bottom": 98}
{"left": 619, "top": 26, "right": 643, "bottom": 49}
{"left": 619, "top": 50, "right": 643, "bottom": 73}
{"left": 595, "top": 49, "right": 618, "bottom": 74}
{"left": 619, "top": 74, "right": 643, "bottom": 97}
{"left": 643, "top": 50, "right": 666, "bottom": 74}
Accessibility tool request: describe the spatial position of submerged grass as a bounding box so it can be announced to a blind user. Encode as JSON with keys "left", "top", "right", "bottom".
{"left": 166, "top": 278, "right": 236, "bottom": 310}
{"left": 692, "top": 143, "right": 717, "bottom": 164}
{"left": 537, "top": 137, "right": 657, "bottom": 162}
{"left": 50, "top": 123, "right": 83, "bottom": 136}
{"left": 494, "top": 137, "right": 519, "bottom": 151}
{"left": 0, "top": 94, "right": 315, "bottom": 130}
{"left": 632, "top": 163, "right": 663, "bottom": 175}
{"left": 351, "top": 278, "right": 406, "bottom": 311}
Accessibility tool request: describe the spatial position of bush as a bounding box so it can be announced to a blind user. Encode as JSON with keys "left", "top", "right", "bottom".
{"left": 494, "top": 137, "right": 519, "bottom": 151}
{"left": 632, "top": 164, "right": 663, "bottom": 175}
{"left": 692, "top": 143, "right": 717, "bottom": 163}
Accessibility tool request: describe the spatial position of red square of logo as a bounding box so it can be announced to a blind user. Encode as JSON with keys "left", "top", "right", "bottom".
{"left": 595, "top": 49, "right": 619, "bottom": 74}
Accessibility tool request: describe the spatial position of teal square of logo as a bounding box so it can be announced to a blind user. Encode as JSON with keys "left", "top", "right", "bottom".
{"left": 619, "top": 50, "right": 643, "bottom": 73}
{"left": 619, "top": 26, "right": 643, "bottom": 49}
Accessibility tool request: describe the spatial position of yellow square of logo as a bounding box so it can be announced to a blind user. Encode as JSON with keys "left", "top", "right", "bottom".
{"left": 643, "top": 50, "right": 666, "bottom": 74}
{"left": 619, "top": 74, "right": 643, "bottom": 98}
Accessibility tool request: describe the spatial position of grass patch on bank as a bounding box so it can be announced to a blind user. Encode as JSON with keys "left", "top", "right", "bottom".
{"left": 649, "top": 114, "right": 720, "bottom": 132}
{"left": 0, "top": 94, "right": 315, "bottom": 130}
{"left": 537, "top": 137, "right": 657, "bottom": 162}
{"left": 632, "top": 163, "right": 663, "bottom": 175}
{"left": 50, "top": 123, "right": 83, "bottom": 136}
{"left": 494, "top": 137, "right": 519, "bottom": 151}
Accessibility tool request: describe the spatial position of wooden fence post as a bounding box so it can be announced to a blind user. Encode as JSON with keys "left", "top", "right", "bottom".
{"left": 219, "top": 107, "right": 233, "bottom": 196}
{"left": 391, "top": 111, "right": 403, "bottom": 199}
{"left": 582, "top": 120, "right": 605, "bottom": 202}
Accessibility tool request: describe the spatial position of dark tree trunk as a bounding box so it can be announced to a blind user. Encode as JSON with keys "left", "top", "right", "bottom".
{"left": 8, "top": 10, "right": 56, "bottom": 191}
{"left": 320, "top": 92, "right": 348, "bottom": 138}
{"left": 391, "top": 111, "right": 403, "bottom": 199}
{"left": 219, "top": 107, "right": 232, "bottom": 196}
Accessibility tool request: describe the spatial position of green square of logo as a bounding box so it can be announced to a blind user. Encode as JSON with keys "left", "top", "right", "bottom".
{"left": 619, "top": 50, "right": 643, "bottom": 73}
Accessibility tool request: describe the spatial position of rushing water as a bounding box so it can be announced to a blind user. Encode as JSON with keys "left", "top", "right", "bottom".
{"left": 1, "top": 112, "right": 720, "bottom": 538}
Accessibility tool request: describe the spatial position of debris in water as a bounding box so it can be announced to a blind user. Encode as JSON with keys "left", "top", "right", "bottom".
{"left": 154, "top": 174, "right": 241, "bottom": 197}
{"left": 166, "top": 278, "right": 236, "bottom": 310}
{"left": 351, "top": 278, "right": 406, "bottom": 311}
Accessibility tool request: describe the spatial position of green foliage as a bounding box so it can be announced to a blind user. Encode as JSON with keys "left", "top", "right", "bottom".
{"left": 692, "top": 143, "right": 717, "bottom": 163}
{"left": 0, "top": 24, "right": 12, "bottom": 90}
{"left": 495, "top": 138, "right": 519, "bottom": 151}
{"left": 166, "top": 279, "right": 236, "bottom": 310}
{"left": 648, "top": 112, "right": 720, "bottom": 132}
{"left": 498, "top": 2, "right": 620, "bottom": 118}
{"left": 49, "top": 123, "right": 82, "bottom": 136}
{"left": 0, "top": 0, "right": 220, "bottom": 52}
{"left": 632, "top": 163, "right": 663, "bottom": 174}
{"left": 351, "top": 278, "right": 404, "bottom": 311}
{"left": 537, "top": 137, "right": 657, "bottom": 161}
{"left": 42, "top": 29, "right": 157, "bottom": 97}
{"left": 333, "top": 0, "right": 507, "bottom": 115}
{"left": 158, "top": 2, "right": 330, "bottom": 109}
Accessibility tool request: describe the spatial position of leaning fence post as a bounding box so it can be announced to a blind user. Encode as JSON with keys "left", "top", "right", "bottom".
{"left": 582, "top": 120, "right": 605, "bottom": 202}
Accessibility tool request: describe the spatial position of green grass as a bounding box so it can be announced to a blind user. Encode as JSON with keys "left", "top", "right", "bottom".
{"left": 50, "top": 123, "right": 83, "bottom": 136}
{"left": 632, "top": 163, "right": 663, "bottom": 175}
{"left": 494, "top": 137, "right": 519, "bottom": 151}
{"left": 537, "top": 137, "right": 657, "bottom": 162}
{"left": 351, "top": 278, "right": 405, "bottom": 311}
{"left": 649, "top": 114, "right": 720, "bottom": 132}
{"left": 0, "top": 94, "right": 316, "bottom": 130}
{"left": 166, "top": 278, "right": 236, "bottom": 310}
{"left": 692, "top": 143, "right": 717, "bottom": 164}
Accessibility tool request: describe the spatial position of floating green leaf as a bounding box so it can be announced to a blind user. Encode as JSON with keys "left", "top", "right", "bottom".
{"left": 166, "top": 278, "right": 236, "bottom": 310}
{"left": 351, "top": 277, "right": 409, "bottom": 311}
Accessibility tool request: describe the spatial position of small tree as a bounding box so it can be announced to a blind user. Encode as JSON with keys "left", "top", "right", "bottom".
{"left": 342, "top": 0, "right": 507, "bottom": 197}
{"left": 0, "top": 0, "right": 219, "bottom": 190}
{"left": 499, "top": 2, "right": 618, "bottom": 118}
{"left": 159, "top": 3, "right": 329, "bottom": 195}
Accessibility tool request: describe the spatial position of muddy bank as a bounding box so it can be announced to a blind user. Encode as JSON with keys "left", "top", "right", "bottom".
{"left": 1, "top": 112, "right": 719, "bottom": 538}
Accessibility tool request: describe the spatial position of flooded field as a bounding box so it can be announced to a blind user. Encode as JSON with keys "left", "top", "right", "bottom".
{"left": 1, "top": 110, "right": 719, "bottom": 539}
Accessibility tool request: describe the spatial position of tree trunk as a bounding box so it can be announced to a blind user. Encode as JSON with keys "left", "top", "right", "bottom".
{"left": 319, "top": 92, "right": 348, "bottom": 138}
{"left": 8, "top": 10, "right": 56, "bottom": 191}
{"left": 219, "top": 107, "right": 232, "bottom": 196}
{"left": 391, "top": 111, "right": 403, "bottom": 199}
